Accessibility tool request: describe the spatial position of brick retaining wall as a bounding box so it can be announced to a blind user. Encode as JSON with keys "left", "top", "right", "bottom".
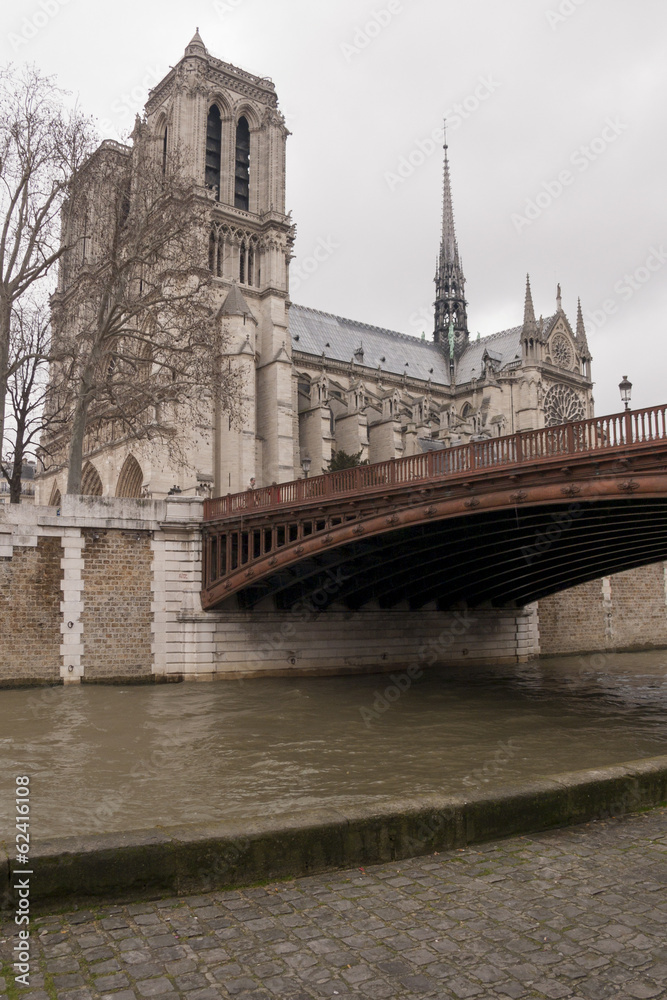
{"left": 538, "top": 562, "right": 667, "bottom": 655}
{"left": 0, "top": 536, "right": 62, "bottom": 684}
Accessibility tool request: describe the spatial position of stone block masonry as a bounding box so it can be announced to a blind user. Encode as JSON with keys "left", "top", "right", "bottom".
{"left": 0, "top": 496, "right": 665, "bottom": 685}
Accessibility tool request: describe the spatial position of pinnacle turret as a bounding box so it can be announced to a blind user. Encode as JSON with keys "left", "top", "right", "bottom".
{"left": 523, "top": 274, "right": 537, "bottom": 334}
{"left": 185, "top": 28, "right": 207, "bottom": 57}
{"left": 434, "top": 129, "right": 468, "bottom": 363}
{"left": 576, "top": 297, "right": 590, "bottom": 356}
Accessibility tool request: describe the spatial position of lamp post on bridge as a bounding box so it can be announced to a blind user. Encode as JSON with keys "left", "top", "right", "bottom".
{"left": 619, "top": 375, "right": 633, "bottom": 445}
{"left": 619, "top": 375, "right": 632, "bottom": 412}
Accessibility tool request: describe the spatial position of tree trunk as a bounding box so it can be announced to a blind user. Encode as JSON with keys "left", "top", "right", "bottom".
{"left": 66, "top": 388, "right": 90, "bottom": 494}
{"left": 9, "top": 457, "right": 23, "bottom": 503}
{"left": 8, "top": 409, "right": 27, "bottom": 503}
{"left": 0, "top": 295, "right": 11, "bottom": 459}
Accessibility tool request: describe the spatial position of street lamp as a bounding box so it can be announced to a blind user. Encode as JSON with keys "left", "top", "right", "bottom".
{"left": 301, "top": 455, "right": 311, "bottom": 479}
{"left": 618, "top": 375, "right": 632, "bottom": 411}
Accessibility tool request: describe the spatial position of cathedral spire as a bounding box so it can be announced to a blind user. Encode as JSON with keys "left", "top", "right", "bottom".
{"left": 434, "top": 128, "right": 468, "bottom": 363}
{"left": 440, "top": 129, "right": 458, "bottom": 265}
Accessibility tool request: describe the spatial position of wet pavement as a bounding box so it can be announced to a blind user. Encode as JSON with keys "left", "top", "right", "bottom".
{"left": 1, "top": 807, "right": 665, "bottom": 1000}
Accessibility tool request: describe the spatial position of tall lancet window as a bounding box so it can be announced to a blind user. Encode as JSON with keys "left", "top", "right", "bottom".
{"left": 162, "top": 126, "right": 168, "bottom": 177}
{"left": 206, "top": 105, "right": 222, "bottom": 198}
{"left": 235, "top": 116, "right": 250, "bottom": 211}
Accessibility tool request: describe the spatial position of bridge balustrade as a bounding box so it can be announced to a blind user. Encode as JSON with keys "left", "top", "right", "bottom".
{"left": 204, "top": 404, "right": 667, "bottom": 522}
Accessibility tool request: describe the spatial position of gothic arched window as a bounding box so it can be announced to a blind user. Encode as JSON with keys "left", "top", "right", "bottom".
{"left": 162, "top": 125, "right": 168, "bottom": 176}
{"left": 206, "top": 105, "right": 222, "bottom": 198}
{"left": 116, "top": 454, "right": 144, "bottom": 498}
{"left": 235, "top": 117, "right": 250, "bottom": 211}
{"left": 81, "top": 462, "right": 103, "bottom": 497}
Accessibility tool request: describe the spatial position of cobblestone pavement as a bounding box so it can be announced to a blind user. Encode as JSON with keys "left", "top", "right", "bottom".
{"left": 1, "top": 809, "right": 666, "bottom": 1000}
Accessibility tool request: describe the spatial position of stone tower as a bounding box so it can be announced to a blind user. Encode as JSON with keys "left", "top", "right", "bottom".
{"left": 144, "top": 30, "right": 296, "bottom": 491}
{"left": 433, "top": 134, "right": 469, "bottom": 367}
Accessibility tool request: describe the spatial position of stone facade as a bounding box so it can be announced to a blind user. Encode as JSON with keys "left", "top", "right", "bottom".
{"left": 36, "top": 31, "right": 593, "bottom": 504}
{"left": 0, "top": 499, "right": 665, "bottom": 686}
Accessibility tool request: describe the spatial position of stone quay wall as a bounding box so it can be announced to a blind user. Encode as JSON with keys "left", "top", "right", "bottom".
{"left": 1, "top": 497, "right": 665, "bottom": 685}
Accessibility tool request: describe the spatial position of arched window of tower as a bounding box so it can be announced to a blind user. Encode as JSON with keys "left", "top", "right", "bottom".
{"left": 235, "top": 117, "right": 250, "bottom": 211}
{"left": 162, "top": 125, "right": 168, "bottom": 177}
{"left": 206, "top": 105, "right": 222, "bottom": 199}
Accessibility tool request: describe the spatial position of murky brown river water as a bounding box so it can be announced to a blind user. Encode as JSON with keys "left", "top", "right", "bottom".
{"left": 1, "top": 650, "right": 666, "bottom": 840}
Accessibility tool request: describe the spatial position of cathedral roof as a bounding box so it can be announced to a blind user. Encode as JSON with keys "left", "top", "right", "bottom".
{"left": 290, "top": 304, "right": 556, "bottom": 387}
{"left": 456, "top": 325, "right": 523, "bottom": 381}
{"left": 289, "top": 304, "right": 452, "bottom": 384}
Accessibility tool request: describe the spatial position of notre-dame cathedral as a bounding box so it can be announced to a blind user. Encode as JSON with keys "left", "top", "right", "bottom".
{"left": 37, "top": 31, "right": 594, "bottom": 505}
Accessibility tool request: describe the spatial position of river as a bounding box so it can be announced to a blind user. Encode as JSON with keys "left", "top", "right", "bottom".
{"left": 1, "top": 649, "right": 666, "bottom": 840}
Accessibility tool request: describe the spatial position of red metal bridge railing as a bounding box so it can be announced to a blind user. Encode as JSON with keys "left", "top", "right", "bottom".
{"left": 204, "top": 404, "right": 667, "bottom": 522}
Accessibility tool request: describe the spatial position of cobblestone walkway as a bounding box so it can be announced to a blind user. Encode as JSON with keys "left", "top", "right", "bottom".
{"left": 1, "top": 809, "right": 666, "bottom": 1000}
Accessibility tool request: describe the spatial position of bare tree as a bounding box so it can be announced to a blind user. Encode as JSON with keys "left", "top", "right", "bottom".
{"left": 0, "top": 63, "right": 94, "bottom": 456}
{"left": 46, "top": 134, "right": 240, "bottom": 494}
{"left": 2, "top": 300, "right": 66, "bottom": 503}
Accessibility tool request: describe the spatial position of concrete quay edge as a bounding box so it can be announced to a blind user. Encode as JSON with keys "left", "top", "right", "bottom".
{"left": 2, "top": 754, "right": 666, "bottom": 913}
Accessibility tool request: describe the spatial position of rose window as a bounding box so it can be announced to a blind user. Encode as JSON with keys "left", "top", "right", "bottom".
{"left": 550, "top": 334, "right": 575, "bottom": 370}
{"left": 543, "top": 384, "right": 586, "bottom": 426}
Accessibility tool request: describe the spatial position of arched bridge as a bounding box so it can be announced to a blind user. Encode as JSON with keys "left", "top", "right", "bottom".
{"left": 202, "top": 404, "right": 667, "bottom": 612}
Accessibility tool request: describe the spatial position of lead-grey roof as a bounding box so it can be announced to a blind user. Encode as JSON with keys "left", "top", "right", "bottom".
{"left": 289, "top": 304, "right": 556, "bottom": 387}
{"left": 455, "top": 325, "right": 523, "bottom": 382}
{"left": 289, "top": 304, "right": 452, "bottom": 384}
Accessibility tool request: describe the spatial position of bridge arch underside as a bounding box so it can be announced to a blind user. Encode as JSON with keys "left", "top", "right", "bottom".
{"left": 208, "top": 497, "right": 667, "bottom": 612}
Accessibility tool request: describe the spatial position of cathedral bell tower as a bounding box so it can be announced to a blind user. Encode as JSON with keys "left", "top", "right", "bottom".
{"left": 144, "top": 31, "right": 296, "bottom": 491}
{"left": 433, "top": 134, "right": 469, "bottom": 370}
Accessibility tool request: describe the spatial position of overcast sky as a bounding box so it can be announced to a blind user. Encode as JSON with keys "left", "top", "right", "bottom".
{"left": 3, "top": 0, "right": 665, "bottom": 415}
